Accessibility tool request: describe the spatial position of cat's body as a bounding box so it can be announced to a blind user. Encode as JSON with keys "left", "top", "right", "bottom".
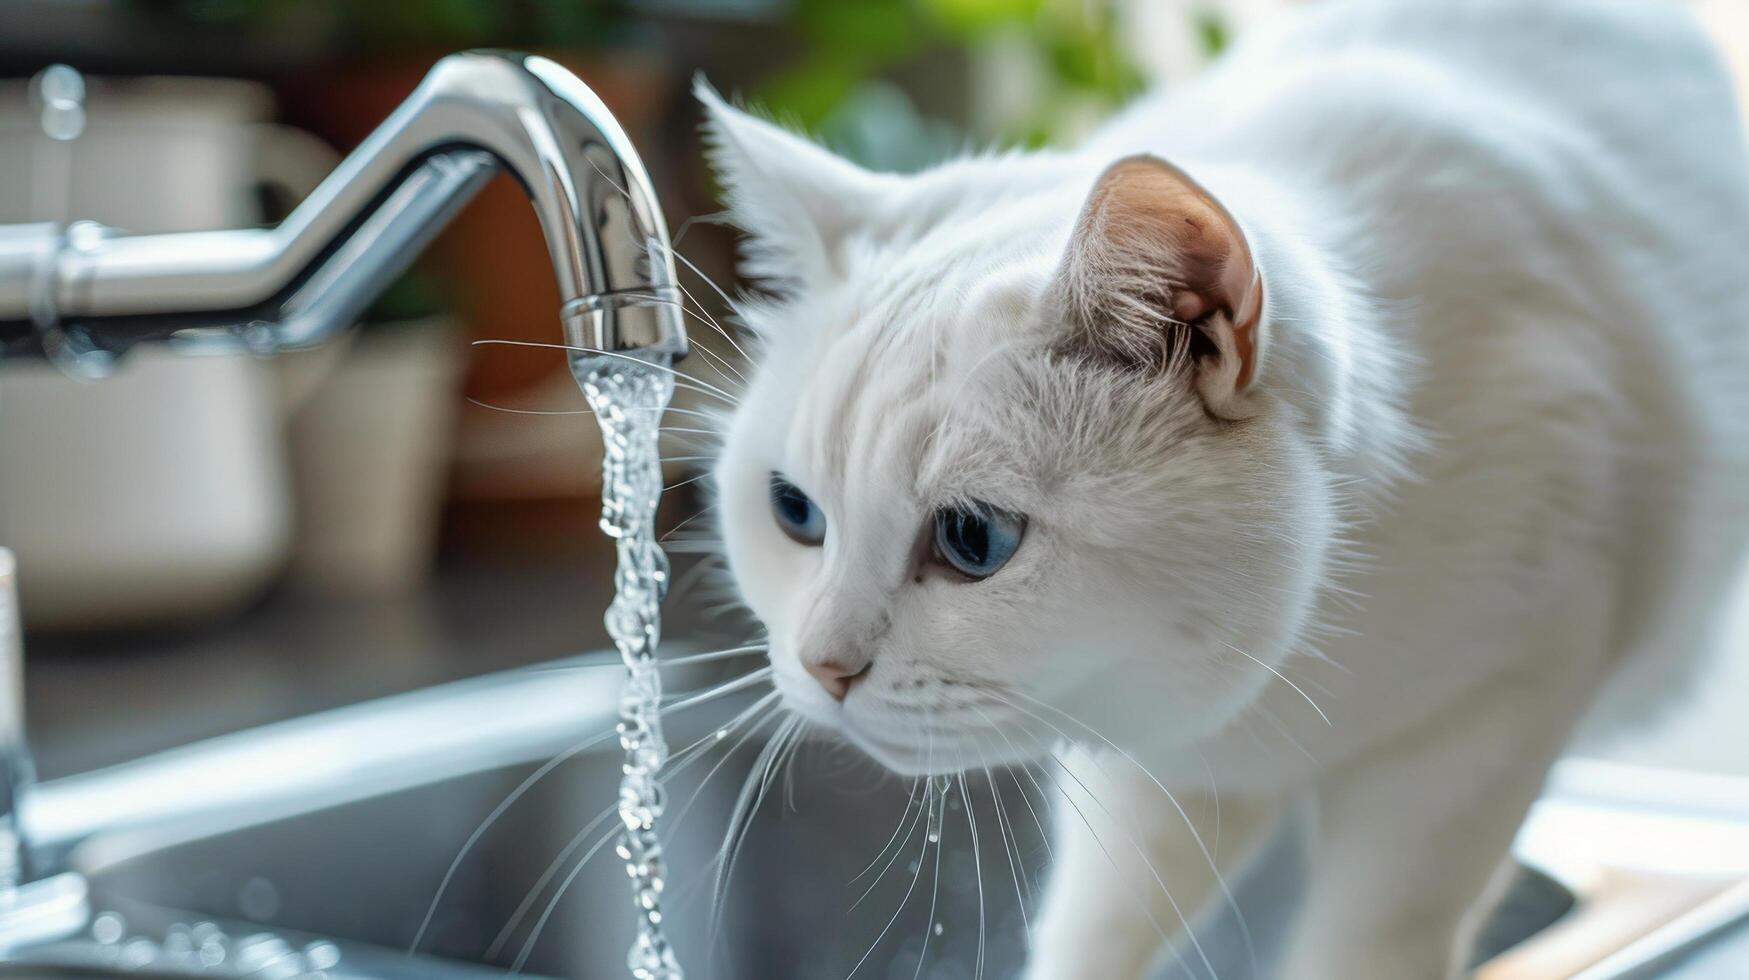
{"left": 701, "top": 0, "right": 1749, "bottom": 977}
{"left": 1073, "top": 0, "right": 1749, "bottom": 788}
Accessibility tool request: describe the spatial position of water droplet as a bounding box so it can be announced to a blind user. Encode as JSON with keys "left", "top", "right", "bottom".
{"left": 162, "top": 928, "right": 192, "bottom": 957}
{"left": 120, "top": 939, "right": 159, "bottom": 969}
{"left": 91, "top": 912, "right": 125, "bottom": 944}
{"left": 303, "top": 940, "right": 341, "bottom": 970}
{"left": 933, "top": 922, "right": 944, "bottom": 937}
{"left": 238, "top": 876, "right": 280, "bottom": 921}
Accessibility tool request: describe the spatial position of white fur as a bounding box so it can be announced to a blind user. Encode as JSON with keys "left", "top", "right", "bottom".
{"left": 700, "top": 0, "right": 1749, "bottom": 976}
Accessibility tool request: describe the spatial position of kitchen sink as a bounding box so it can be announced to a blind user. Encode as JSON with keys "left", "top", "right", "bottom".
{"left": 14, "top": 648, "right": 1746, "bottom": 979}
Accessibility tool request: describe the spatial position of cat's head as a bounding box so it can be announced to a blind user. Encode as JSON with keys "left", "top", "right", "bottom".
{"left": 699, "top": 84, "right": 1337, "bottom": 776}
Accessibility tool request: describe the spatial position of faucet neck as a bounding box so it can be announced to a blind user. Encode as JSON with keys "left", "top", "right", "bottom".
{"left": 0, "top": 51, "right": 686, "bottom": 373}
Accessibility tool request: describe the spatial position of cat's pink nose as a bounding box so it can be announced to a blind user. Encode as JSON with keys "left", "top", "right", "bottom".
{"left": 805, "top": 658, "right": 870, "bottom": 701}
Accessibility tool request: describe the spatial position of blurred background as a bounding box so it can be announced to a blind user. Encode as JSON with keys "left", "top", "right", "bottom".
{"left": 0, "top": 0, "right": 1230, "bottom": 768}
{"left": 0, "top": 3, "right": 1265, "bottom": 977}
{"left": 1, "top": 1, "right": 1748, "bottom": 978}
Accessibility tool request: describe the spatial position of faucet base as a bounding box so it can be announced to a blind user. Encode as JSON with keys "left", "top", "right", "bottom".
{"left": 0, "top": 872, "right": 87, "bottom": 955}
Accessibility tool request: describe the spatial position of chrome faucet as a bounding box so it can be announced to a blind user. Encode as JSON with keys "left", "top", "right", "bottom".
{"left": 0, "top": 548, "right": 27, "bottom": 889}
{"left": 0, "top": 51, "right": 688, "bottom": 374}
{"left": 0, "top": 53, "right": 689, "bottom": 955}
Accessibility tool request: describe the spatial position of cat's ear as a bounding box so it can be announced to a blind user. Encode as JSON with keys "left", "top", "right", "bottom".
{"left": 1053, "top": 155, "right": 1265, "bottom": 419}
{"left": 695, "top": 77, "right": 891, "bottom": 287}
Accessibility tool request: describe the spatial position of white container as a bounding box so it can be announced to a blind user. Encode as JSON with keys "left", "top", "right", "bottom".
{"left": 0, "top": 75, "right": 336, "bottom": 630}
{"left": 285, "top": 320, "right": 463, "bottom": 595}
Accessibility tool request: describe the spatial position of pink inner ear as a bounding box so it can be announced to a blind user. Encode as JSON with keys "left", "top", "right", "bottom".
{"left": 1229, "top": 269, "right": 1264, "bottom": 391}
{"left": 1093, "top": 157, "right": 1256, "bottom": 323}
{"left": 1074, "top": 155, "right": 1264, "bottom": 407}
{"left": 1175, "top": 292, "right": 1214, "bottom": 322}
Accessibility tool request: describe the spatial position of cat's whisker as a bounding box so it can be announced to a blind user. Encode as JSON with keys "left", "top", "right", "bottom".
{"left": 669, "top": 688, "right": 781, "bottom": 769}
{"left": 463, "top": 396, "right": 720, "bottom": 430}
{"left": 704, "top": 745, "right": 771, "bottom": 956}
{"left": 1029, "top": 749, "right": 1198, "bottom": 980}
{"left": 664, "top": 696, "right": 786, "bottom": 840}
{"left": 701, "top": 598, "right": 752, "bottom": 619}
{"left": 995, "top": 690, "right": 1252, "bottom": 979}
{"left": 1010, "top": 764, "right": 1055, "bottom": 865}
{"left": 664, "top": 535, "right": 727, "bottom": 553}
{"left": 1217, "top": 640, "right": 1332, "bottom": 727}
{"left": 735, "top": 718, "right": 802, "bottom": 863}
{"left": 1042, "top": 747, "right": 1220, "bottom": 980}
{"left": 544, "top": 181, "right": 754, "bottom": 393}
{"left": 777, "top": 718, "right": 807, "bottom": 813}
{"left": 681, "top": 583, "right": 738, "bottom": 603}
{"left": 509, "top": 821, "right": 622, "bottom": 973}
{"left": 464, "top": 397, "right": 590, "bottom": 417}
{"left": 663, "top": 470, "right": 715, "bottom": 494}
{"left": 1250, "top": 698, "right": 1320, "bottom": 765}
{"left": 993, "top": 689, "right": 1238, "bottom": 980}
{"left": 710, "top": 715, "right": 801, "bottom": 948}
{"left": 662, "top": 540, "right": 724, "bottom": 555}
{"left": 488, "top": 804, "right": 617, "bottom": 961}
{"left": 850, "top": 778, "right": 923, "bottom": 885}
{"left": 413, "top": 654, "right": 775, "bottom": 952}
{"left": 912, "top": 785, "right": 946, "bottom": 980}
{"left": 521, "top": 656, "right": 743, "bottom": 675}
{"left": 661, "top": 644, "right": 766, "bottom": 668}
{"left": 655, "top": 405, "right": 727, "bottom": 422}
{"left": 849, "top": 778, "right": 933, "bottom": 910}
{"left": 959, "top": 771, "right": 989, "bottom": 980}
{"left": 660, "top": 503, "right": 718, "bottom": 544}
{"left": 676, "top": 309, "right": 753, "bottom": 388}
{"left": 1199, "top": 749, "right": 1223, "bottom": 861}
{"left": 669, "top": 212, "right": 718, "bottom": 249}
{"left": 966, "top": 716, "right": 1035, "bottom": 945}
{"left": 579, "top": 155, "right": 751, "bottom": 379}
{"left": 487, "top": 688, "right": 778, "bottom": 963}
{"left": 984, "top": 707, "right": 1215, "bottom": 975}
{"left": 669, "top": 279, "right": 743, "bottom": 340}
{"left": 677, "top": 320, "right": 750, "bottom": 390}
{"left": 522, "top": 641, "right": 761, "bottom": 674}
{"left": 470, "top": 339, "right": 742, "bottom": 406}
{"left": 410, "top": 723, "right": 621, "bottom": 953}
{"left": 656, "top": 708, "right": 788, "bottom": 920}
{"left": 670, "top": 379, "right": 739, "bottom": 404}
{"left": 977, "top": 714, "right": 1058, "bottom": 869}
{"left": 845, "top": 775, "right": 937, "bottom": 980}
{"left": 982, "top": 754, "right": 1032, "bottom": 953}
{"left": 661, "top": 665, "right": 772, "bottom": 711}
{"left": 660, "top": 237, "right": 759, "bottom": 366}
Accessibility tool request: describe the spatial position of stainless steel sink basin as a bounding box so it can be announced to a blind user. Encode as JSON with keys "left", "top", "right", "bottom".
{"left": 11, "top": 646, "right": 1601, "bottom": 980}
{"left": 66, "top": 703, "right": 1039, "bottom": 979}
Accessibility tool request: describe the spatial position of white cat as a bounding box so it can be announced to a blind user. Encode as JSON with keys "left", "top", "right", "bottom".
{"left": 698, "top": 0, "right": 1749, "bottom": 976}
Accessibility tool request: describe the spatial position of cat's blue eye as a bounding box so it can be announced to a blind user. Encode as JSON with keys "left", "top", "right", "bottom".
{"left": 933, "top": 503, "right": 1026, "bottom": 580}
{"left": 769, "top": 474, "right": 826, "bottom": 546}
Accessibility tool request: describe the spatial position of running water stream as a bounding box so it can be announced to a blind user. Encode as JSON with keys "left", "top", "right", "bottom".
{"left": 574, "top": 352, "right": 685, "bottom": 980}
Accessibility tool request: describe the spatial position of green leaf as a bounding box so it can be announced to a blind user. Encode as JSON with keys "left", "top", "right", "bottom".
{"left": 756, "top": 56, "right": 868, "bottom": 131}
{"left": 1195, "top": 10, "right": 1230, "bottom": 56}
{"left": 918, "top": 0, "right": 1040, "bottom": 37}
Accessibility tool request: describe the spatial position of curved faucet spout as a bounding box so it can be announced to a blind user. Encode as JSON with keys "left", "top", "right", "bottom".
{"left": 0, "top": 51, "right": 687, "bottom": 373}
